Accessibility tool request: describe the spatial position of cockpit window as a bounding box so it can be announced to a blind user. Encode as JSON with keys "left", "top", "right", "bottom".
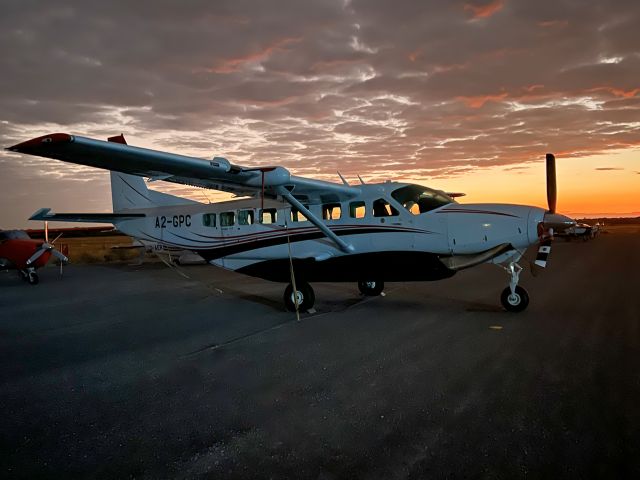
{"left": 0, "top": 230, "right": 30, "bottom": 240}
{"left": 391, "top": 185, "right": 453, "bottom": 214}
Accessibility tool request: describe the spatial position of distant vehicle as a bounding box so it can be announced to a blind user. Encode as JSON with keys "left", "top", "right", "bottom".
{"left": 557, "top": 222, "right": 598, "bottom": 241}
{"left": 8, "top": 133, "right": 575, "bottom": 312}
{"left": 0, "top": 228, "right": 68, "bottom": 284}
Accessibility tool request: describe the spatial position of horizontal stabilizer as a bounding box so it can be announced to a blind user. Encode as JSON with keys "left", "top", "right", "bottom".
{"left": 29, "top": 208, "right": 145, "bottom": 223}
{"left": 439, "top": 243, "right": 513, "bottom": 271}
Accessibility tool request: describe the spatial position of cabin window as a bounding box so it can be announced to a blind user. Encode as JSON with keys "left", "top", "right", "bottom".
{"left": 349, "top": 201, "right": 366, "bottom": 219}
{"left": 259, "top": 208, "right": 278, "bottom": 224}
{"left": 290, "top": 207, "right": 309, "bottom": 222}
{"left": 372, "top": 199, "right": 399, "bottom": 217}
{"left": 391, "top": 185, "right": 453, "bottom": 214}
{"left": 220, "top": 211, "right": 235, "bottom": 226}
{"left": 238, "top": 209, "right": 255, "bottom": 225}
{"left": 202, "top": 213, "right": 216, "bottom": 227}
{"left": 322, "top": 203, "right": 342, "bottom": 220}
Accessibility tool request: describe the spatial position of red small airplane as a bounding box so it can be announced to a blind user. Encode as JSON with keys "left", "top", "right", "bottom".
{"left": 0, "top": 226, "right": 68, "bottom": 284}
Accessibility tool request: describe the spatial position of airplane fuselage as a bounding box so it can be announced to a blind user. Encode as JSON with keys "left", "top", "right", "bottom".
{"left": 111, "top": 182, "right": 546, "bottom": 283}
{"left": 0, "top": 237, "right": 52, "bottom": 270}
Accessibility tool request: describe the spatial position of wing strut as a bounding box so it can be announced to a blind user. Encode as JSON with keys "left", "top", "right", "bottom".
{"left": 278, "top": 188, "right": 354, "bottom": 253}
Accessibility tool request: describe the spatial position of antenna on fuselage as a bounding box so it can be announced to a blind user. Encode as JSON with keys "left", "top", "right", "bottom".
{"left": 337, "top": 171, "right": 350, "bottom": 186}
{"left": 357, "top": 174, "right": 366, "bottom": 185}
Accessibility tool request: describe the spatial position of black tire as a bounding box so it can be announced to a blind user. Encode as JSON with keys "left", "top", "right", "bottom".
{"left": 27, "top": 272, "right": 39, "bottom": 285}
{"left": 358, "top": 280, "right": 384, "bottom": 296}
{"left": 500, "top": 285, "right": 529, "bottom": 312}
{"left": 283, "top": 282, "right": 315, "bottom": 312}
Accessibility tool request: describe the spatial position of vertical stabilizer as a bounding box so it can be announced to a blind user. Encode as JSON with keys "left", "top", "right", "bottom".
{"left": 107, "top": 134, "right": 198, "bottom": 212}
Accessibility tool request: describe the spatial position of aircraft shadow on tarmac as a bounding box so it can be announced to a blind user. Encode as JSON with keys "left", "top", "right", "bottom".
{"left": 464, "top": 302, "right": 505, "bottom": 313}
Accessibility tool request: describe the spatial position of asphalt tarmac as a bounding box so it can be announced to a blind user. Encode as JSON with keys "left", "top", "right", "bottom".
{"left": 1, "top": 226, "right": 639, "bottom": 479}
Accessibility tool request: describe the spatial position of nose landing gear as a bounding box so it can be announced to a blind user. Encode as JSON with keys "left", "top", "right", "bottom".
{"left": 500, "top": 262, "right": 529, "bottom": 312}
{"left": 357, "top": 280, "right": 385, "bottom": 296}
{"left": 20, "top": 268, "right": 39, "bottom": 285}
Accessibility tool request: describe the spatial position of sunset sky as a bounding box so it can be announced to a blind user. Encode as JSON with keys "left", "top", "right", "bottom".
{"left": 1, "top": 0, "right": 638, "bottom": 228}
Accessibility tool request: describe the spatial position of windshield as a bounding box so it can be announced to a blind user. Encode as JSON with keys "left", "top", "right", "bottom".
{"left": 391, "top": 185, "right": 453, "bottom": 214}
{"left": 0, "top": 230, "right": 31, "bottom": 240}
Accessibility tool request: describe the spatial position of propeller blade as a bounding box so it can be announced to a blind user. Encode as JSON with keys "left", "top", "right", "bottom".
{"left": 534, "top": 238, "right": 552, "bottom": 268}
{"left": 45, "top": 221, "right": 49, "bottom": 243}
{"left": 528, "top": 257, "right": 542, "bottom": 277}
{"left": 546, "top": 153, "right": 556, "bottom": 213}
{"left": 26, "top": 246, "right": 47, "bottom": 266}
{"left": 51, "top": 249, "right": 69, "bottom": 263}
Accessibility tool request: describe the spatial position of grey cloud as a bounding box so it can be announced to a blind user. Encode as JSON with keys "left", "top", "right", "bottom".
{"left": 1, "top": 0, "right": 639, "bottom": 227}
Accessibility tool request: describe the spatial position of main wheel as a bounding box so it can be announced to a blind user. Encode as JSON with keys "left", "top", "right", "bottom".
{"left": 283, "top": 282, "right": 315, "bottom": 312}
{"left": 27, "top": 272, "right": 39, "bottom": 285}
{"left": 500, "top": 285, "right": 529, "bottom": 312}
{"left": 358, "top": 280, "right": 384, "bottom": 296}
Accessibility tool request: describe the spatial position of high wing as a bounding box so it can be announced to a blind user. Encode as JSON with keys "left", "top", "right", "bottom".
{"left": 7, "top": 133, "right": 360, "bottom": 203}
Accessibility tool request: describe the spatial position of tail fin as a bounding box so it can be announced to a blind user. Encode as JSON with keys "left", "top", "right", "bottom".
{"left": 108, "top": 135, "right": 197, "bottom": 212}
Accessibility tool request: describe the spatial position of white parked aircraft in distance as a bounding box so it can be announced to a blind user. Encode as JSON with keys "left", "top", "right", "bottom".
{"left": 8, "top": 133, "right": 574, "bottom": 312}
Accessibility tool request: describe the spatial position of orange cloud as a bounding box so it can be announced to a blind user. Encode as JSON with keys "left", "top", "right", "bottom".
{"left": 408, "top": 49, "right": 421, "bottom": 62}
{"left": 464, "top": 0, "right": 505, "bottom": 19}
{"left": 538, "top": 20, "right": 569, "bottom": 28}
{"left": 200, "top": 37, "right": 301, "bottom": 74}
{"left": 457, "top": 92, "right": 508, "bottom": 108}
{"left": 587, "top": 86, "right": 640, "bottom": 98}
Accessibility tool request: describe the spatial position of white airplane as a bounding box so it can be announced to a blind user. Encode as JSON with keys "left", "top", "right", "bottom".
{"left": 7, "top": 133, "right": 574, "bottom": 312}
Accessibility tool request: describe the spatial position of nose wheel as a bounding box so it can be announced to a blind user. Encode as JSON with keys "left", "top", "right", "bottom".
{"left": 500, "top": 262, "right": 529, "bottom": 312}
{"left": 20, "top": 268, "right": 39, "bottom": 285}
{"left": 357, "top": 280, "right": 384, "bottom": 296}
{"left": 500, "top": 285, "right": 529, "bottom": 312}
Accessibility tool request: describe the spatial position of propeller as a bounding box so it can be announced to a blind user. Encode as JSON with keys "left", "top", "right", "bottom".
{"left": 26, "top": 222, "right": 69, "bottom": 274}
{"left": 25, "top": 242, "right": 68, "bottom": 266}
{"left": 531, "top": 153, "right": 575, "bottom": 272}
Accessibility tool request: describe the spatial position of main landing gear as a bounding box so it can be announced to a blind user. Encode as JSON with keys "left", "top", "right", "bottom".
{"left": 500, "top": 262, "right": 529, "bottom": 312}
{"left": 20, "top": 268, "right": 39, "bottom": 285}
{"left": 283, "top": 279, "right": 386, "bottom": 312}
{"left": 283, "top": 281, "right": 315, "bottom": 312}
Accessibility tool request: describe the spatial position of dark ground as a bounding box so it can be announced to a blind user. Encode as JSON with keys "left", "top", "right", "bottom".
{"left": 1, "top": 226, "right": 639, "bottom": 479}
